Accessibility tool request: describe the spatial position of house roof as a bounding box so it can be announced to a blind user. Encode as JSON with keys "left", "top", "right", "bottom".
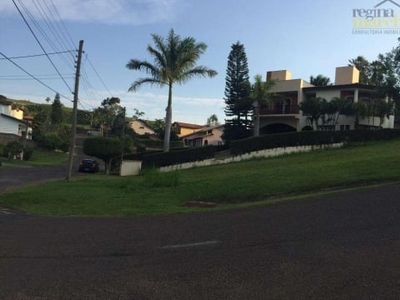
{"left": 129, "top": 119, "right": 155, "bottom": 130}
{"left": 1, "top": 113, "right": 27, "bottom": 124}
{"left": 302, "top": 83, "right": 378, "bottom": 93}
{"left": 180, "top": 124, "right": 224, "bottom": 139}
{"left": 23, "top": 115, "right": 35, "bottom": 122}
{"left": 173, "top": 121, "right": 204, "bottom": 129}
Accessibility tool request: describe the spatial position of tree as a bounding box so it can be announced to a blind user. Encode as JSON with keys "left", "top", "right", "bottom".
{"left": 92, "top": 97, "right": 125, "bottom": 136}
{"left": 83, "top": 137, "right": 123, "bottom": 175}
{"left": 50, "top": 93, "right": 63, "bottom": 126}
{"left": 126, "top": 28, "right": 217, "bottom": 152}
{"left": 250, "top": 74, "right": 274, "bottom": 136}
{"left": 374, "top": 99, "right": 393, "bottom": 126}
{"left": 148, "top": 118, "right": 179, "bottom": 141}
{"left": 299, "top": 97, "right": 325, "bottom": 130}
{"left": 309, "top": 74, "right": 331, "bottom": 86}
{"left": 206, "top": 114, "right": 219, "bottom": 126}
{"left": 223, "top": 42, "right": 252, "bottom": 144}
{"left": 133, "top": 108, "right": 145, "bottom": 120}
{"left": 349, "top": 56, "right": 371, "bottom": 85}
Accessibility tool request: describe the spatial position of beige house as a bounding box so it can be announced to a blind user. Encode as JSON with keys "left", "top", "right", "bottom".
{"left": 258, "top": 66, "right": 394, "bottom": 134}
{"left": 173, "top": 121, "right": 203, "bottom": 137}
{"left": 181, "top": 125, "right": 224, "bottom": 147}
{"left": 128, "top": 119, "right": 155, "bottom": 136}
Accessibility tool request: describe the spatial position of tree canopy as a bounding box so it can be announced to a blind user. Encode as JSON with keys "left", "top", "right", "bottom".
{"left": 309, "top": 74, "right": 331, "bottom": 86}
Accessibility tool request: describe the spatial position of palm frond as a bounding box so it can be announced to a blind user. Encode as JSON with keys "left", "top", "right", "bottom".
{"left": 128, "top": 78, "right": 164, "bottom": 92}
{"left": 178, "top": 66, "right": 217, "bottom": 84}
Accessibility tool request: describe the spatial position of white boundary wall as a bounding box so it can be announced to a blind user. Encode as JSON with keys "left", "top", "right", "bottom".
{"left": 120, "top": 160, "right": 142, "bottom": 176}
{"left": 159, "top": 143, "right": 344, "bottom": 173}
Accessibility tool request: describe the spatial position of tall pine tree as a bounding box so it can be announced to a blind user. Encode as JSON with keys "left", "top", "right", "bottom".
{"left": 50, "top": 93, "right": 63, "bottom": 126}
{"left": 223, "top": 42, "right": 252, "bottom": 145}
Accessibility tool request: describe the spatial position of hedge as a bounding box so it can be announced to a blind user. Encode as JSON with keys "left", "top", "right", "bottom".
{"left": 140, "top": 146, "right": 217, "bottom": 169}
{"left": 230, "top": 129, "right": 400, "bottom": 156}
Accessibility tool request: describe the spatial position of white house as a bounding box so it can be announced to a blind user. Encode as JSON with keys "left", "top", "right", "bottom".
{"left": 0, "top": 98, "right": 32, "bottom": 139}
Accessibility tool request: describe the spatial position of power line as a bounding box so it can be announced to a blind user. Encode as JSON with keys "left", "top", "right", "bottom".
{"left": 12, "top": 0, "right": 73, "bottom": 92}
{"left": 0, "top": 74, "right": 75, "bottom": 80}
{"left": 48, "top": 0, "right": 76, "bottom": 50}
{"left": 0, "top": 50, "right": 74, "bottom": 60}
{"left": 32, "top": 0, "right": 76, "bottom": 65}
{"left": 0, "top": 50, "right": 72, "bottom": 101}
{"left": 85, "top": 54, "right": 113, "bottom": 97}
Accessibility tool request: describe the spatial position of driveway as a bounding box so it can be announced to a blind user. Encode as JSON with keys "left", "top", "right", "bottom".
{"left": 0, "top": 183, "right": 400, "bottom": 299}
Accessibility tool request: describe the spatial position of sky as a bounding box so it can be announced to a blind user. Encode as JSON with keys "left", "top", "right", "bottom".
{"left": 1, "top": 0, "right": 400, "bottom": 125}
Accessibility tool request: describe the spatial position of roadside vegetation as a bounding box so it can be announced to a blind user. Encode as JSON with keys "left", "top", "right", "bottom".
{"left": 1, "top": 139, "right": 400, "bottom": 217}
{"left": 0, "top": 147, "right": 67, "bottom": 167}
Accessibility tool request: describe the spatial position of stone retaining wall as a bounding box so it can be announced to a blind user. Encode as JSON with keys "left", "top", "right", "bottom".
{"left": 159, "top": 143, "right": 344, "bottom": 173}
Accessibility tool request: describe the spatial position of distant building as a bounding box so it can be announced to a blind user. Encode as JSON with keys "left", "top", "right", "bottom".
{"left": 128, "top": 119, "right": 156, "bottom": 136}
{"left": 173, "top": 121, "right": 203, "bottom": 137}
{"left": 258, "top": 66, "right": 394, "bottom": 134}
{"left": 181, "top": 124, "right": 224, "bottom": 147}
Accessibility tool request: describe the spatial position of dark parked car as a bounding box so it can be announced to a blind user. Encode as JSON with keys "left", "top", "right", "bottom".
{"left": 78, "top": 159, "right": 99, "bottom": 173}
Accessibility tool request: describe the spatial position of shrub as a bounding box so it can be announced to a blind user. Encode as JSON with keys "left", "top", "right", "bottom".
{"left": 3, "top": 141, "right": 24, "bottom": 160}
{"left": 83, "top": 137, "right": 124, "bottom": 174}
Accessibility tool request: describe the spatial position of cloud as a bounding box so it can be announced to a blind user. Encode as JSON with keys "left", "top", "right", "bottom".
{"left": 1, "top": 0, "right": 185, "bottom": 25}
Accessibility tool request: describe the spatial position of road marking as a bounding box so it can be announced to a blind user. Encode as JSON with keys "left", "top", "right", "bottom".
{"left": 161, "top": 240, "right": 221, "bottom": 249}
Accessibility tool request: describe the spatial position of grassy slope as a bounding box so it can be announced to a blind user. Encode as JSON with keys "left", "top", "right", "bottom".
{"left": 1, "top": 140, "right": 400, "bottom": 216}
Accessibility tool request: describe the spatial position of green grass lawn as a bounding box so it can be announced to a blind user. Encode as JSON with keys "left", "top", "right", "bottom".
{"left": 0, "top": 148, "right": 68, "bottom": 167}
{"left": 1, "top": 140, "right": 400, "bottom": 217}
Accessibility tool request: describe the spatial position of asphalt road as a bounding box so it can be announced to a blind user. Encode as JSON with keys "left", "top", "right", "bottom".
{"left": 1, "top": 182, "right": 400, "bottom": 299}
{"left": 0, "top": 134, "right": 100, "bottom": 195}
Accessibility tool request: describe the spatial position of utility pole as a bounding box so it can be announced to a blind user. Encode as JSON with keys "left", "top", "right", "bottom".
{"left": 66, "top": 40, "right": 84, "bottom": 181}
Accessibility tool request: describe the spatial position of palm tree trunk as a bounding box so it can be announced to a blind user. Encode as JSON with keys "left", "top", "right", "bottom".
{"left": 163, "top": 84, "right": 173, "bottom": 152}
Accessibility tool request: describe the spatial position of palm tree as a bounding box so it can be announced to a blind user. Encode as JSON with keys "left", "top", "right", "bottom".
{"left": 126, "top": 29, "right": 217, "bottom": 152}
{"left": 251, "top": 74, "right": 274, "bottom": 136}
{"left": 309, "top": 74, "right": 331, "bottom": 86}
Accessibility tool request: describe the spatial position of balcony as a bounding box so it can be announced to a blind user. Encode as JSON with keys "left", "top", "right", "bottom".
{"left": 260, "top": 105, "right": 299, "bottom": 115}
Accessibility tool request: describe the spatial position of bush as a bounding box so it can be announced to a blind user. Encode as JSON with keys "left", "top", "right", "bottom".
{"left": 3, "top": 141, "right": 24, "bottom": 160}
{"left": 83, "top": 137, "right": 124, "bottom": 174}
